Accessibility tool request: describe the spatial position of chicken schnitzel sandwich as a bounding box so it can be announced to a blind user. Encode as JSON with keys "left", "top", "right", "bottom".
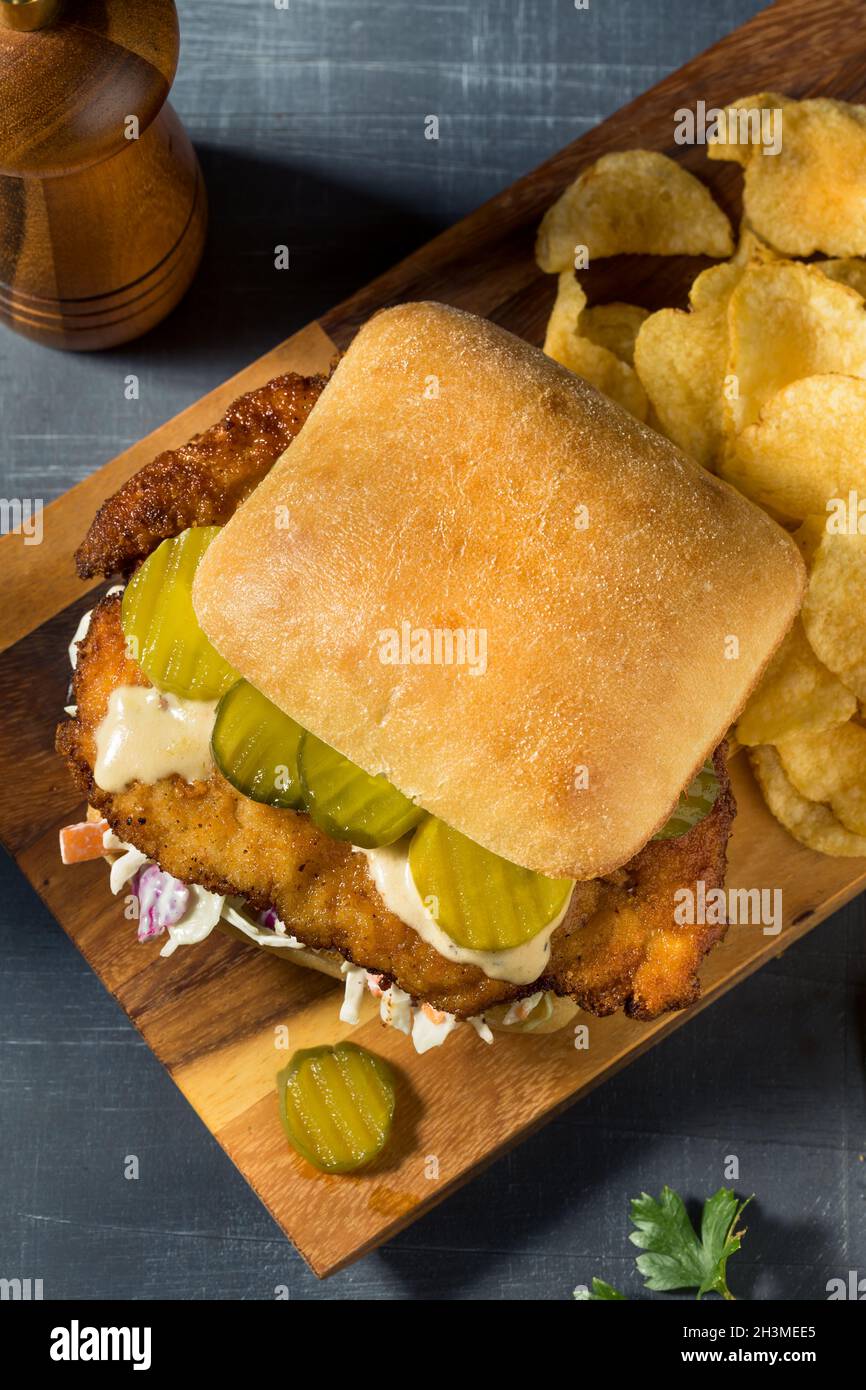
{"left": 57, "top": 301, "right": 805, "bottom": 1052}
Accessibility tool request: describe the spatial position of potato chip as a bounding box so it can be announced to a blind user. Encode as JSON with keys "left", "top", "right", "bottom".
{"left": 749, "top": 744, "right": 866, "bottom": 856}
{"left": 776, "top": 722, "right": 866, "bottom": 837}
{"left": 729, "top": 227, "right": 780, "bottom": 268}
{"left": 793, "top": 515, "right": 825, "bottom": 568}
{"left": 705, "top": 92, "right": 790, "bottom": 166}
{"left": 550, "top": 323, "right": 649, "bottom": 422}
{"left": 802, "top": 530, "right": 866, "bottom": 701}
{"left": 736, "top": 618, "right": 856, "bottom": 746}
{"left": 633, "top": 234, "right": 778, "bottom": 466}
{"left": 684, "top": 260, "right": 742, "bottom": 313}
{"left": 816, "top": 258, "right": 866, "bottom": 299}
{"left": 725, "top": 261, "right": 866, "bottom": 432}
{"left": 710, "top": 96, "right": 866, "bottom": 256}
{"left": 543, "top": 272, "right": 648, "bottom": 420}
{"left": 687, "top": 233, "right": 775, "bottom": 312}
{"left": 578, "top": 302, "right": 648, "bottom": 366}
{"left": 633, "top": 304, "right": 725, "bottom": 466}
{"left": 720, "top": 374, "right": 866, "bottom": 520}
{"left": 535, "top": 150, "right": 733, "bottom": 271}
{"left": 634, "top": 262, "right": 744, "bottom": 466}
{"left": 543, "top": 268, "right": 587, "bottom": 350}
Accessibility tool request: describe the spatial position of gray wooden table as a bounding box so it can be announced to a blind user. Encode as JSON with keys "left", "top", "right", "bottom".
{"left": 2, "top": 0, "right": 864, "bottom": 1301}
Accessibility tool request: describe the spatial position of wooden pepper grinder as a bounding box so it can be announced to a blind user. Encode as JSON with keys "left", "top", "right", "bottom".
{"left": 0, "top": 0, "right": 207, "bottom": 349}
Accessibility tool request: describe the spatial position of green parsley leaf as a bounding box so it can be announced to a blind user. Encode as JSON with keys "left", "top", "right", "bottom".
{"left": 573, "top": 1277, "right": 626, "bottom": 1301}
{"left": 629, "top": 1186, "right": 751, "bottom": 1300}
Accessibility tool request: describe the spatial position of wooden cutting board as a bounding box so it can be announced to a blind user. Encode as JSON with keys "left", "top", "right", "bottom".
{"left": 2, "top": 0, "right": 865, "bottom": 1278}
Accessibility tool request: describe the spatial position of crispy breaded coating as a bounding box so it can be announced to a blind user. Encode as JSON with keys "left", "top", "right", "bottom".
{"left": 57, "top": 596, "right": 735, "bottom": 1020}
{"left": 75, "top": 373, "right": 328, "bottom": 579}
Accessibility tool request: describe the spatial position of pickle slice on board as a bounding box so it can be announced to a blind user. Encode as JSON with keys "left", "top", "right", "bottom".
{"left": 408, "top": 818, "right": 573, "bottom": 951}
{"left": 211, "top": 679, "right": 306, "bottom": 809}
{"left": 121, "top": 526, "right": 238, "bottom": 700}
{"left": 298, "top": 731, "right": 425, "bottom": 847}
{"left": 277, "top": 1042, "right": 396, "bottom": 1173}
{"left": 653, "top": 759, "right": 720, "bottom": 840}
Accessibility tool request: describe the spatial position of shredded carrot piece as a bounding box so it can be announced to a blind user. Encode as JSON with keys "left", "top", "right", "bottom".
{"left": 59, "top": 819, "right": 109, "bottom": 865}
{"left": 421, "top": 1002, "right": 448, "bottom": 1025}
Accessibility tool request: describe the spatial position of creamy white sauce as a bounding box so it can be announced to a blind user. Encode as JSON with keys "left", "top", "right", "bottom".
{"left": 357, "top": 840, "right": 574, "bottom": 985}
{"left": 93, "top": 685, "right": 217, "bottom": 793}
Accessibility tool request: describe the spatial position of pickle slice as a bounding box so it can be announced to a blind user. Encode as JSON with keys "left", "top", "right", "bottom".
{"left": 277, "top": 1042, "right": 396, "bottom": 1173}
{"left": 653, "top": 759, "right": 721, "bottom": 840}
{"left": 121, "top": 526, "right": 238, "bottom": 700}
{"left": 298, "top": 732, "right": 425, "bottom": 847}
{"left": 212, "top": 679, "right": 306, "bottom": 809}
{"left": 408, "top": 818, "right": 573, "bottom": 951}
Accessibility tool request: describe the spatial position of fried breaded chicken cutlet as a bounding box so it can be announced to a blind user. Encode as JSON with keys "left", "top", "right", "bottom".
{"left": 76, "top": 372, "right": 327, "bottom": 580}
{"left": 57, "top": 595, "right": 734, "bottom": 1020}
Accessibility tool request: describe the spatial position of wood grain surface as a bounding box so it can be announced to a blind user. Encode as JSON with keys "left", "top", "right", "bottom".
{"left": 2, "top": 0, "right": 866, "bottom": 1283}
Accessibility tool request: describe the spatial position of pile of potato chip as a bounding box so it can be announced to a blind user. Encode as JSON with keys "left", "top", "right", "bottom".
{"left": 536, "top": 93, "right": 866, "bottom": 857}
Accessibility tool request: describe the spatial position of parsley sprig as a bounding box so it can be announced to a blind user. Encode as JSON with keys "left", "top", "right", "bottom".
{"left": 574, "top": 1186, "right": 752, "bottom": 1302}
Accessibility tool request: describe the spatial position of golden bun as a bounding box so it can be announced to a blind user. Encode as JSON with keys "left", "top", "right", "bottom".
{"left": 194, "top": 302, "right": 805, "bottom": 878}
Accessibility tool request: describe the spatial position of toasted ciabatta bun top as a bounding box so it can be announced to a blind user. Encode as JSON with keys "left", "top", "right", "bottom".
{"left": 193, "top": 301, "right": 805, "bottom": 879}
